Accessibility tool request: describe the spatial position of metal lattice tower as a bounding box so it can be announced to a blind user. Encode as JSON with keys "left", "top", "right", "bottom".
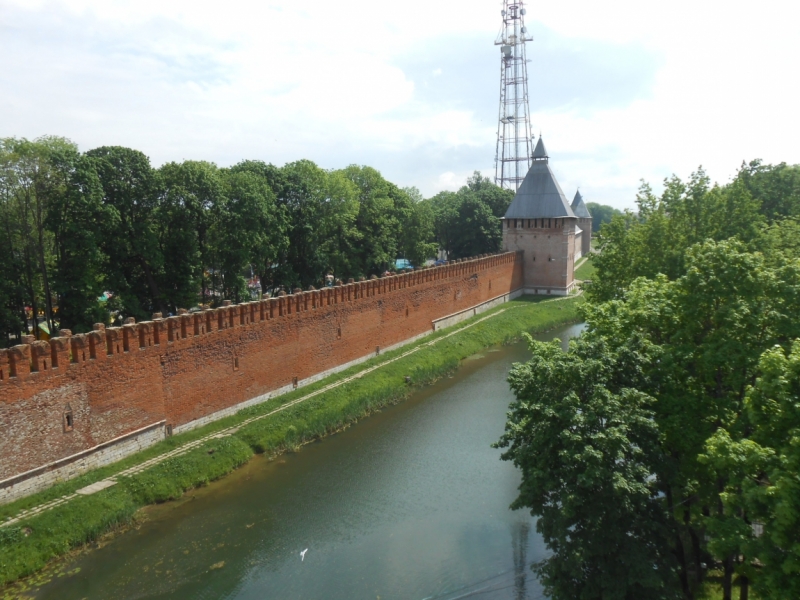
{"left": 494, "top": 0, "right": 534, "bottom": 191}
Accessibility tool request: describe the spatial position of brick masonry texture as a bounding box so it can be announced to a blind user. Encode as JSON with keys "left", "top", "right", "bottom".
{"left": 502, "top": 218, "right": 577, "bottom": 295}
{"left": 0, "top": 253, "right": 523, "bottom": 493}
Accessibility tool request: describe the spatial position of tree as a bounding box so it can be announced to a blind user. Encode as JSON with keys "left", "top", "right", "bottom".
{"left": 450, "top": 192, "right": 501, "bottom": 257}
{"left": 586, "top": 201, "right": 622, "bottom": 233}
{"left": 503, "top": 238, "right": 800, "bottom": 599}
{"left": 0, "top": 137, "right": 77, "bottom": 338}
{"left": 209, "top": 169, "right": 286, "bottom": 302}
{"left": 702, "top": 341, "right": 800, "bottom": 600}
{"left": 751, "top": 217, "right": 800, "bottom": 265}
{"left": 425, "top": 190, "right": 459, "bottom": 257}
{"left": 737, "top": 159, "right": 800, "bottom": 222}
{"left": 399, "top": 198, "right": 437, "bottom": 267}
{"left": 464, "top": 170, "right": 514, "bottom": 218}
{"left": 47, "top": 154, "right": 111, "bottom": 332}
{"left": 85, "top": 146, "right": 163, "bottom": 320}
{"left": 0, "top": 162, "right": 26, "bottom": 345}
{"left": 497, "top": 334, "right": 679, "bottom": 600}
{"left": 425, "top": 173, "right": 509, "bottom": 259}
{"left": 589, "top": 170, "right": 764, "bottom": 303}
{"left": 261, "top": 159, "right": 360, "bottom": 289}
{"left": 340, "top": 165, "right": 402, "bottom": 276}
{"left": 158, "top": 161, "right": 225, "bottom": 309}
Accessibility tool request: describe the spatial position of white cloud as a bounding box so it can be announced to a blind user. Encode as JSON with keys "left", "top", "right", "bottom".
{"left": 436, "top": 171, "right": 463, "bottom": 191}
{"left": 1, "top": 0, "right": 798, "bottom": 208}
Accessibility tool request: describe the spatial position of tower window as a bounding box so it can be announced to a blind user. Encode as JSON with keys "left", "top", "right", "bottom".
{"left": 63, "top": 404, "right": 74, "bottom": 432}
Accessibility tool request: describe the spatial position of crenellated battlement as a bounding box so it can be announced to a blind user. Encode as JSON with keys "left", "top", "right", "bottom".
{"left": 0, "top": 252, "right": 518, "bottom": 385}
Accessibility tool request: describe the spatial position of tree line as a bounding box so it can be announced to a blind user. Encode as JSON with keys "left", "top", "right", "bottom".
{"left": 8, "top": 137, "right": 613, "bottom": 344}
{"left": 497, "top": 160, "right": 800, "bottom": 599}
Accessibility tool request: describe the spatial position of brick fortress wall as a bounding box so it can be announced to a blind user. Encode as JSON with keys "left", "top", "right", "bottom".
{"left": 0, "top": 252, "right": 523, "bottom": 496}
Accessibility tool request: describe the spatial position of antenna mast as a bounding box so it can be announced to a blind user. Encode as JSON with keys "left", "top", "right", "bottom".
{"left": 494, "top": 0, "right": 534, "bottom": 191}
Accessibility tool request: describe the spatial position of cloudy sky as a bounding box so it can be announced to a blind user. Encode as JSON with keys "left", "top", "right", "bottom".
{"left": 2, "top": 0, "right": 798, "bottom": 208}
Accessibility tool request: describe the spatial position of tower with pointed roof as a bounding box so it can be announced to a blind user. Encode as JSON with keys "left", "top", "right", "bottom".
{"left": 570, "top": 190, "right": 592, "bottom": 260}
{"left": 501, "top": 137, "right": 579, "bottom": 295}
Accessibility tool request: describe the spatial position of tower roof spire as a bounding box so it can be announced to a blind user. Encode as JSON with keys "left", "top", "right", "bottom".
{"left": 504, "top": 140, "right": 575, "bottom": 219}
{"left": 532, "top": 136, "right": 548, "bottom": 160}
{"left": 571, "top": 189, "right": 591, "bottom": 218}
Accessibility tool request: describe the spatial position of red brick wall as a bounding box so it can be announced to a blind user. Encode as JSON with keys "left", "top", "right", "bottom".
{"left": 0, "top": 252, "right": 523, "bottom": 481}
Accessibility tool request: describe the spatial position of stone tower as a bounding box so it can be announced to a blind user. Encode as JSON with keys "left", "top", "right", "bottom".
{"left": 501, "top": 137, "right": 578, "bottom": 295}
{"left": 570, "top": 190, "right": 592, "bottom": 260}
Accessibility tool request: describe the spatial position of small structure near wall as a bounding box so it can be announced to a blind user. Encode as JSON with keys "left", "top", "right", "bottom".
{"left": 570, "top": 190, "right": 592, "bottom": 260}
{"left": 501, "top": 136, "right": 579, "bottom": 296}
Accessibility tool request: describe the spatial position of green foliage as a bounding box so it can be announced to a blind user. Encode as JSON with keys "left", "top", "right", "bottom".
{"left": 575, "top": 158, "right": 800, "bottom": 596}
{"left": 47, "top": 154, "right": 111, "bottom": 332}
{"left": 400, "top": 195, "right": 438, "bottom": 267}
{"left": 122, "top": 437, "right": 253, "bottom": 504}
{"left": 737, "top": 160, "right": 800, "bottom": 222}
{"left": 503, "top": 236, "right": 800, "bottom": 599}
{"left": 588, "top": 163, "right": 800, "bottom": 304}
{"left": 85, "top": 146, "right": 165, "bottom": 321}
{"left": 0, "top": 136, "right": 80, "bottom": 342}
{"left": 208, "top": 169, "right": 287, "bottom": 302}
{"left": 498, "top": 335, "right": 679, "bottom": 599}
{"left": 0, "top": 486, "right": 138, "bottom": 585}
{"left": 586, "top": 201, "right": 622, "bottom": 233}
{"left": 702, "top": 341, "right": 800, "bottom": 599}
{"left": 0, "top": 527, "right": 23, "bottom": 545}
{"left": 755, "top": 217, "right": 800, "bottom": 265}
{"left": 156, "top": 160, "right": 222, "bottom": 310}
{"left": 0, "top": 138, "right": 517, "bottom": 338}
{"left": 425, "top": 171, "right": 513, "bottom": 259}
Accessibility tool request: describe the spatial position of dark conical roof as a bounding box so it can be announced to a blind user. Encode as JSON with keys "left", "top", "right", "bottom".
{"left": 571, "top": 190, "right": 591, "bottom": 218}
{"left": 504, "top": 138, "right": 575, "bottom": 219}
{"left": 532, "top": 136, "right": 548, "bottom": 160}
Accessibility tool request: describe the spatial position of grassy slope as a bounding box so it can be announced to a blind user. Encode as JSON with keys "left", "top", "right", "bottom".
{"left": 0, "top": 295, "right": 583, "bottom": 588}
{"left": 574, "top": 256, "right": 596, "bottom": 280}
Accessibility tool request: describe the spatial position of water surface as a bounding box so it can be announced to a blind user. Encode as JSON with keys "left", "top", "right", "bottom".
{"left": 33, "top": 322, "right": 584, "bottom": 600}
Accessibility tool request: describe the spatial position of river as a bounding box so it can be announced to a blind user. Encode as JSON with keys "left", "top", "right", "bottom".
{"left": 31, "top": 322, "right": 585, "bottom": 600}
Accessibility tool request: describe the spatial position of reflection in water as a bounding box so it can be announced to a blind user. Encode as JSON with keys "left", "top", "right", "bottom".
{"left": 31, "top": 322, "right": 584, "bottom": 600}
{"left": 513, "top": 521, "right": 531, "bottom": 600}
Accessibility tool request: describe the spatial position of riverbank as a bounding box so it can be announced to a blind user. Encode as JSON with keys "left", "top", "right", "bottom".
{"left": 1, "top": 295, "right": 583, "bottom": 590}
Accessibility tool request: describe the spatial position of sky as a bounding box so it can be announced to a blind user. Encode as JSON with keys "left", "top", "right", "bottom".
{"left": 1, "top": 0, "right": 799, "bottom": 209}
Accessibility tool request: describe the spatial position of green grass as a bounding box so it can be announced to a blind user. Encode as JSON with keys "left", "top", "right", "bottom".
{"left": 696, "top": 571, "right": 761, "bottom": 600}
{"left": 0, "top": 295, "right": 583, "bottom": 588}
{"left": 575, "top": 256, "right": 596, "bottom": 281}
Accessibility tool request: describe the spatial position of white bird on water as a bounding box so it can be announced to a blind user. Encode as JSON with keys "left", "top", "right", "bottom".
{"left": 300, "top": 548, "right": 308, "bottom": 562}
